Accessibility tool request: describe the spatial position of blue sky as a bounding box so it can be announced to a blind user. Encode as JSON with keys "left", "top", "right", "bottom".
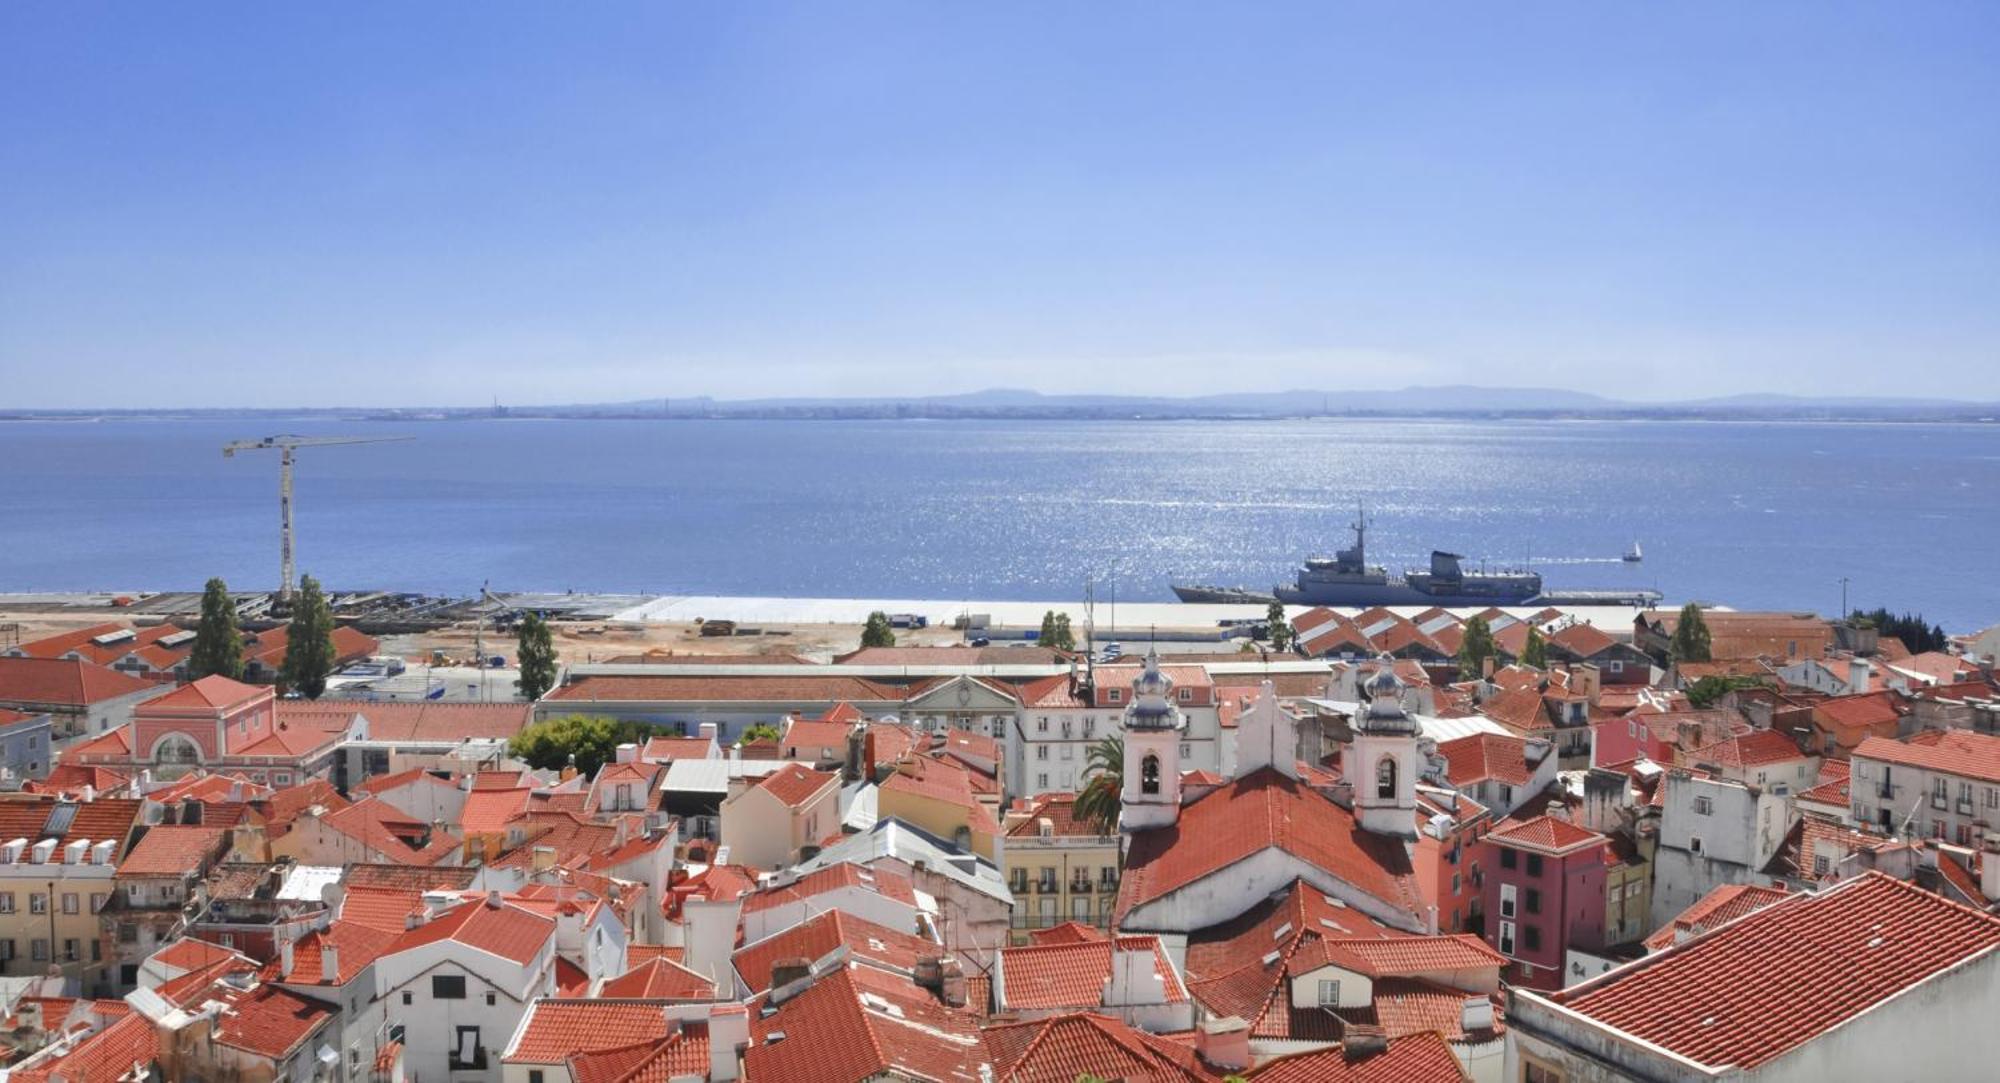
{"left": 2, "top": 3, "right": 1995, "bottom": 407}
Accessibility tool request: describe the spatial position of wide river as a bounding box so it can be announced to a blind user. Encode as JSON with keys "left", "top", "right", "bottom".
{"left": 1, "top": 417, "right": 1995, "bottom": 630}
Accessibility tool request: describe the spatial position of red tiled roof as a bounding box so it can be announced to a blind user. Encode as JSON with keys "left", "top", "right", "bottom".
{"left": 0, "top": 795, "right": 142, "bottom": 850}
{"left": 390, "top": 895, "right": 555, "bottom": 966}
{"left": 1117, "top": 769, "right": 1425, "bottom": 927}
{"left": 1546, "top": 622, "right": 1619, "bottom": 659}
{"left": 1335, "top": 976, "right": 1503, "bottom": 1042}
{"left": 276, "top": 699, "right": 532, "bottom": 741}
{"left": 1554, "top": 872, "right": 2000, "bottom": 1070}
{"left": 0, "top": 656, "right": 157, "bottom": 707}
{"left": 745, "top": 964, "right": 986, "bottom": 1082}
{"left": 781, "top": 718, "right": 855, "bottom": 754}
{"left": 460, "top": 787, "right": 534, "bottom": 834}
{"left": 1439, "top": 733, "right": 1538, "bottom": 787}
{"left": 1486, "top": 815, "right": 1607, "bottom": 856}
{"left": 505, "top": 999, "right": 670, "bottom": 1064}
{"left": 1812, "top": 690, "right": 1907, "bottom": 732}
{"left": 118, "top": 824, "right": 228, "bottom": 876}
{"left": 754, "top": 763, "right": 838, "bottom": 809}
{"left": 150, "top": 938, "right": 249, "bottom": 974}
{"left": 1854, "top": 729, "right": 2000, "bottom": 785}
{"left": 1246, "top": 1030, "right": 1470, "bottom": 1082}
{"left": 1005, "top": 793, "right": 1114, "bottom": 839}
{"left": 982, "top": 1012, "right": 1211, "bottom": 1082}
{"left": 998, "top": 936, "right": 1186, "bottom": 1011}
{"left": 1026, "top": 922, "right": 1109, "bottom": 946}
{"left": 733, "top": 909, "right": 939, "bottom": 993}
{"left": 567, "top": 1030, "right": 712, "bottom": 1083}
{"left": 212, "top": 985, "right": 335, "bottom": 1059}
{"left": 280, "top": 919, "right": 402, "bottom": 985}
{"left": 742, "top": 862, "right": 918, "bottom": 916}
{"left": 548, "top": 674, "right": 906, "bottom": 703}
{"left": 641, "top": 736, "right": 716, "bottom": 761}
{"left": 141, "top": 674, "right": 266, "bottom": 711}
{"left": 598, "top": 957, "right": 717, "bottom": 1000}
{"left": 1686, "top": 728, "right": 1810, "bottom": 771}
{"left": 1642, "top": 883, "right": 1790, "bottom": 953}
{"left": 317, "top": 797, "right": 460, "bottom": 864}
{"left": 9, "top": 1010, "right": 157, "bottom": 1083}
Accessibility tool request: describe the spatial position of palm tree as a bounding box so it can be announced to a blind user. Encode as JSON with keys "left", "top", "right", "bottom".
{"left": 1073, "top": 736, "right": 1123, "bottom": 835}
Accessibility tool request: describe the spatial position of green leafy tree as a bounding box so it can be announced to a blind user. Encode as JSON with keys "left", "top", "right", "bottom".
{"left": 1457, "top": 615, "right": 1497, "bottom": 679}
{"left": 1265, "top": 600, "right": 1292, "bottom": 651}
{"left": 1050, "top": 612, "right": 1076, "bottom": 652}
{"left": 515, "top": 612, "right": 558, "bottom": 700}
{"left": 1037, "top": 611, "right": 1058, "bottom": 648}
{"left": 1671, "top": 602, "right": 1713, "bottom": 663}
{"left": 1849, "top": 608, "right": 1948, "bottom": 654}
{"left": 1520, "top": 625, "right": 1548, "bottom": 669}
{"left": 861, "top": 611, "right": 897, "bottom": 649}
{"left": 741, "top": 722, "right": 783, "bottom": 744}
{"left": 509, "top": 715, "right": 629, "bottom": 777}
{"left": 1072, "top": 736, "right": 1124, "bottom": 834}
{"left": 1686, "top": 674, "right": 1763, "bottom": 709}
{"left": 278, "top": 574, "right": 337, "bottom": 698}
{"left": 188, "top": 577, "right": 244, "bottom": 681}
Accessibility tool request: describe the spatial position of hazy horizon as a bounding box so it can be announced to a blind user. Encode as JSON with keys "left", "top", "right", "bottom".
{"left": 4, "top": 3, "right": 1997, "bottom": 409}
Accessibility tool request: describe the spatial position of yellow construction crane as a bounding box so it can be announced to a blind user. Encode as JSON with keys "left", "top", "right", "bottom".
{"left": 222, "top": 434, "right": 412, "bottom": 603}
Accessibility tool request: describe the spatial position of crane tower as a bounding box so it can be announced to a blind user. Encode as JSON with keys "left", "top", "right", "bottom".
{"left": 222, "top": 434, "right": 412, "bottom": 602}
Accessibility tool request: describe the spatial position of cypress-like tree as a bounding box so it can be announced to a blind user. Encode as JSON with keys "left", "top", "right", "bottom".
{"left": 1051, "top": 613, "right": 1076, "bottom": 652}
{"left": 1036, "top": 611, "right": 1058, "bottom": 648}
{"left": 515, "top": 611, "right": 558, "bottom": 701}
{"left": 279, "top": 574, "right": 337, "bottom": 698}
{"left": 1521, "top": 626, "right": 1549, "bottom": 669}
{"left": 1671, "top": 602, "right": 1713, "bottom": 663}
{"left": 1457, "top": 615, "right": 1497, "bottom": 679}
{"left": 860, "top": 611, "right": 897, "bottom": 649}
{"left": 1265, "top": 600, "right": 1292, "bottom": 651}
{"left": 188, "top": 577, "right": 244, "bottom": 681}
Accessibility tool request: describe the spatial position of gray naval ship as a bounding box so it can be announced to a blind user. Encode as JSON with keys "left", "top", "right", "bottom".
{"left": 1174, "top": 513, "right": 1660, "bottom": 608}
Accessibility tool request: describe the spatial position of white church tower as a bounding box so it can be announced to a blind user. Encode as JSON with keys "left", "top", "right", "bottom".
{"left": 1341, "top": 660, "right": 1422, "bottom": 838}
{"left": 1120, "top": 648, "right": 1185, "bottom": 832}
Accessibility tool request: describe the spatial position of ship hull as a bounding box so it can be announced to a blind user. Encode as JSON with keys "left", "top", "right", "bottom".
{"left": 1171, "top": 584, "right": 1279, "bottom": 605}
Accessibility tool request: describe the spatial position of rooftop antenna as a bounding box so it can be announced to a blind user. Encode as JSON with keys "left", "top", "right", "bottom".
{"left": 222, "top": 433, "right": 413, "bottom": 603}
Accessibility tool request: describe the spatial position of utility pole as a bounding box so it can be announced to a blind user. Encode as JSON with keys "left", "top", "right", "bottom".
{"left": 223, "top": 434, "right": 412, "bottom": 603}
{"left": 1839, "top": 576, "right": 1851, "bottom": 622}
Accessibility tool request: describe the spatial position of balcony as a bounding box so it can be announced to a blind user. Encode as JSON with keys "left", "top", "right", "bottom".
{"left": 1036, "top": 880, "right": 1058, "bottom": 896}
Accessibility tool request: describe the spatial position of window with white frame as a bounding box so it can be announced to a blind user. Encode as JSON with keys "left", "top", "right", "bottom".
{"left": 1316, "top": 979, "right": 1340, "bottom": 1006}
{"left": 1499, "top": 883, "right": 1517, "bottom": 919}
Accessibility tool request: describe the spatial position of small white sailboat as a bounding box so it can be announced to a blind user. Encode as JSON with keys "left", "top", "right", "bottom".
{"left": 1623, "top": 540, "right": 1643, "bottom": 563}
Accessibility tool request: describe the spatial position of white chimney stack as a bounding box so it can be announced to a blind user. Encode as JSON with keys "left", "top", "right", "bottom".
{"left": 708, "top": 1003, "right": 749, "bottom": 1082}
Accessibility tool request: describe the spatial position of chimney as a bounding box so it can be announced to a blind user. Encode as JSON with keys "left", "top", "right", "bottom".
{"left": 532, "top": 846, "right": 557, "bottom": 872}
{"left": 322, "top": 942, "right": 339, "bottom": 984}
{"left": 1481, "top": 656, "right": 1496, "bottom": 681}
{"left": 1983, "top": 832, "right": 2000, "bottom": 902}
{"left": 485, "top": 889, "right": 502, "bottom": 910}
{"left": 279, "top": 938, "right": 295, "bottom": 979}
{"left": 699, "top": 721, "right": 719, "bottom": 744}
{"left": 730, "top": 742, "right": 743, "bottom": 768}
{"left": 1342, "top": 1026, "right": 1389, "bottom": 1062}
{"left": 937, "top": 957, "right": 966, "bottom": 1008}
{"left": 1546, "top": 800, "right": 1568, "bottom": 822}
{"left": 708, "top": 1004, "right": 749, "bottom": 1083}
{"left": 1104, "top": 941, "right": 1165, "bottom": 1007}
{"left": 1195, "top": 1016, "right": 1250, "bottom": 1072}
{"left": 615, "top": 742, "right": 639, "bottom": 765}
{"left": 1851, "top": 659, "right": 1872, "bottom": 695}
{"left": 1461, "top": 996, "right": 1496, "bottom": 1033}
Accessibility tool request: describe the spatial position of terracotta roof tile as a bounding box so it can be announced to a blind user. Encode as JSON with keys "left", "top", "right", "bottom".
{"left": 0, "top": 656, "right": 157, "bottom": 707}
{"left": 997, "top": 936, "right": 1186, "bottom": 1011}
{"left": 118, "top": 824, "right": 228, "bottom": 876}
{"left": 1439, "top": 733, "right": 1539, "bottom": 787}
{"left": 742, "top": 862, "right": 918, "bottom": 915}
{"left": 1642, "top": 883, "right": 1791, "bottom": 953}
{"left": 1553, "top": 872, "right": 2000, "bottom": 1070}
{"left": 1245, "top": 1030, "right": 1470, "bottom": 1082}
{"left": 981, "top": 1012, "right": 1210, "bottom": 1082}
{"left": 212, "top": 985, "right": 335, "bottom": 1059}
{"left": 745, "top": 965, "right": 986, "bottom": 1082}
{"left": 388, "top": 895, "right": 554, "bottom": 966}
{"left": 598, "top": 957, "right": 717, "bottom": 1000}
{"left": 754, "top": 763, "right": 839, "bottom": 809}
{"left": 504, "top": 999, "right": 671, "bottom": 1064}
{"left": 1486, "top": 814, "right": 1607, "bottom": 856}
{"left": 1855, "top": 729, "right": 2000, "bottom": 785}
{"left": 1117, "top": 770, "right": 1425, "bottom": 927}
{"left": 733, "top": 909, "right": 940, "bottom": 993}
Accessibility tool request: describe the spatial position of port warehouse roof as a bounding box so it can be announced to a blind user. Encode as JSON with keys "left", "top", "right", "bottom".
{"left": 546, "top": 660, "right": 1353, "bottom": 706}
